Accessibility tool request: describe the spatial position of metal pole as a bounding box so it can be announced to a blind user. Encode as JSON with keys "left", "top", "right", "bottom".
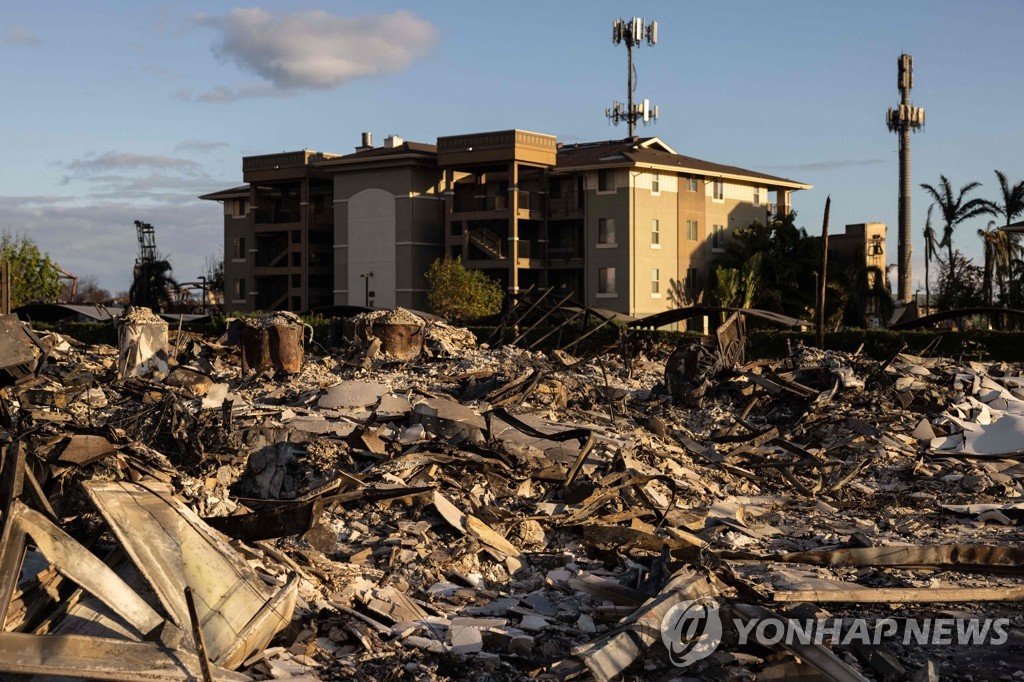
{"left": 627, "top": 42, "right": 635, "bottom": 137}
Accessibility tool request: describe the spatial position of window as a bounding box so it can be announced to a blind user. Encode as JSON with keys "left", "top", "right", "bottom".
{"left": 651, "top": 268, "right": 660, "bottom": 296}
{"left": 685, "top": 268, "right": 698, "bottom": 290}
{"left": 229, "top": 198, "right": 247, "bottom": 217}
{"left": 598, "top": 267, "right": 616, "bottom": 296}
{"left": 291, "top": 252, "right": 301, "bottom": 266}
{"left": 232, "top": 236, "right": 247, "bottom": 261}
{"left": 651, "top": 172, "right": 660, "bottom": 194}
{"left": 598, "top": 169, "right": 614, "bottom": 192}
{"left": 753, "top": 187, "right": 761, "bottom": 206}
{"left": 689, "top": 177, "right": 699, "bottom": 192}
{"left": 713, "top": 179, "right": 724, "bottom": 201}
{"left": 233, "top": 278, "right": 246, "bottom": 301}
{"left": 712, "top": 224, "right": 726, "bottom": 250}
{"left": 651, "top": 219, "right": 660, "bottom": 246}
{"left": 686, "top": 220, "right": 699, "bottom": 242}
{"left": 598, "top": 218, "right": 616, "bottom": 246}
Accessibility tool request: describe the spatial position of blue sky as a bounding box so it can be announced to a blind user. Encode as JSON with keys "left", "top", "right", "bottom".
{"left": 2, "top": 1, "right": 1022, "bottom": 295}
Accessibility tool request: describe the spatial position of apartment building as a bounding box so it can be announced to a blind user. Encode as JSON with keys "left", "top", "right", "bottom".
{"left": 202, "top": 129, "right": 811, "bottom": 319}
{"left": 831, "top": 222, "right": 889, "bottom": 326}
{"left": 319, "top": 134, "right": 444, "bottom": 310}
{"left": 200, "top": 149, "right": 340, "bottom": 313}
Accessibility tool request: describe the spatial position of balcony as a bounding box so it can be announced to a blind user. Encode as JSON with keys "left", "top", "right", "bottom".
{"left": 548, "top": 240, "right": 584, "bottom": 262}
{"left": 549, "top": 192, "right": 584, "bottom": 218}
{"left": 454, "top": 194, "right": 507, "bottom": 213}
{"left": 451, "top": 189, "right": 546, "bottom": 215}
{"left": 254, "top": 208, "right": 300, "bottom": 225}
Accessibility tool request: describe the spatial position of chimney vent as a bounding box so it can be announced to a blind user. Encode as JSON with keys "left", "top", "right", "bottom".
{"left": 384, "top": 135, "right": 404, "bottom": 148}
{"left": 356, "top": 132, "right": 373, "bottom": 152}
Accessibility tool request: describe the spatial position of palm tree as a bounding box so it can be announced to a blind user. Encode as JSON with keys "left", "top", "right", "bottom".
{"left": 983, "top": 170, "right": 1024, "bottom": 301}
{"left": 920, "top": 175, "right": 993, "bottom": 269}
{"left": 922, "top": 205, "right": 939, "bottom": 312}
{"left": 978, "top": 223, "right": 998, "bottom": 305}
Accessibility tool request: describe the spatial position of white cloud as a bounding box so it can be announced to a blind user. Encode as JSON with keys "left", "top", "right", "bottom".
{"left": 0, "top": 26, "right": 41, "bottom": 46}
{"left": 192, "top": 8, "right": 437, "bottom": 100}
{"left": 175, "top": 139, "right": 230, "bottom": 154}
{"left": 65, "top": 152, "right": 203, "bottom": 176}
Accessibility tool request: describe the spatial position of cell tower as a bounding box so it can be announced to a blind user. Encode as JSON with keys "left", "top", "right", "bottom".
{"left": 605, "top": 17, "right": 659, "bottom": 138}
{"left": 886, "top": 53, "right": 925, "bottom": 304}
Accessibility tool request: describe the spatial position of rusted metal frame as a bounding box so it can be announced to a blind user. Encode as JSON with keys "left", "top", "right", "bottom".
{"left": 510, "top": 291, "right": 574, "bottom": 348}
{"left": 524, "top": 307, "right": 586, "bottom": 350}
{"left": 486, "top": 284, "right": 537, "bottom": 346}
{"left": 501, "top": 284, "right": 565, "bottom": 346}
{"left": 557, "top": 313, "right": 616, "bottom": 354}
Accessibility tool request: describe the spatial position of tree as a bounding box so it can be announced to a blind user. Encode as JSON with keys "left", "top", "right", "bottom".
{"left": 935, "top": 251, "right": 984, "bottom": 312}
{"left": 920, "top": 175, "right": 993, "bottom": 268}
{"left": 983, "top": 170, "right": 1024, "bottom": 302}
{"left": 129, "top": 257, "right": 178, "bottom": 312}
{"left": 985, "top": 170, "right": 1024, "bottom": 227}
{"left": 203, "top": 256, "right": 225, "bottom": 306}
{"left": 0, "top": 232, "right": 61, "bottom": 307}
{"left": 62, "top": 274, "right": 111, "bottom": 303}
{"left": 977, "top": 221, "right": 1012, "bottom": 306}
{"left": 717, "top": 212, "right": 818, "bottom": 319}
{"left": 425, "top": 256, "right": 504, "bottom": 323}
{"left": 922, "top": 205, "right": 940, "bottom": 311}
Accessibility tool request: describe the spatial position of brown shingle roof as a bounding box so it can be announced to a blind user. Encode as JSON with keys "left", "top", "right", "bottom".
{"left": 556, "top": 137, "right": 811, "bottom": 190}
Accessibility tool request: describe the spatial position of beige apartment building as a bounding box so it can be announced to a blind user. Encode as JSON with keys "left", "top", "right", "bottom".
{"left": 202, "top": 129, "right": 811, "bottom": 319}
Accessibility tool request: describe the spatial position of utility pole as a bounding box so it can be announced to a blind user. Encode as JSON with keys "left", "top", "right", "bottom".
{"left": 605, "top": 17, "right": 659, "bottom": 138}
{"left": 886, "top": 54, "right": 925, "bottom": 304}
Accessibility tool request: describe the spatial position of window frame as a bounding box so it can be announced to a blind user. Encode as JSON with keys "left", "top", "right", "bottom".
{"left": 686, "top": 220, "right": 698, "bottom": 242}
{"left": 651, "top": 218, "right": 661, "bottom": 248}
{"left": 651, "top": 268, "right": 660, "bottom": 297}
{"left": 685, "top": 267, "right": 698, "bottom": 290}
{"left": 597, "top": 217, "right": 617, "bottom": 248}
{"left": 711, "top": 224, "right": 726, "bottom": 251}
{"left": 597, "top": 169, "right": 615, "bottom": 193}
{"left": 712, "top": 179, "right": 724, "bottom": 202}
{"left": 597, "top": 267, "right": 617, "bottom": 298}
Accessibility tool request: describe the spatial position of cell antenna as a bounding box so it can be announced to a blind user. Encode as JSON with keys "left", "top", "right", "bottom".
{"left": 605, "top": 17, "right": 659, "bottom": 138}
{"left": 886, "top": 53, "right": 925, "bottom": 304}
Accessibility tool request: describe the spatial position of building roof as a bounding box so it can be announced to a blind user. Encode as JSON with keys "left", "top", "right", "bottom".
{"left": 318, "top": 141, "right": 437, "bottom": 170}
{"left": 198, "top": 185, "right": 250, "bottom": 201}
{"left": 1001, "top": 219, "right": 1024, "bottom": 234}
{"left": 556, "top": 137, "right": 812, "bottom": 190}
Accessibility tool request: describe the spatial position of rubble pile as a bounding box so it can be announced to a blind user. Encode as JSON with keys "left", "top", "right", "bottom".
{"left": 2, "top": 309, "right": 1024, "bottom": 680}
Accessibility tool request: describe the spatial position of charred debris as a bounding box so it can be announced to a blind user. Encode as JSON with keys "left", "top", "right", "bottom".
{"left": 1, "top": 306, "right": 1024, "bottom": 681}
